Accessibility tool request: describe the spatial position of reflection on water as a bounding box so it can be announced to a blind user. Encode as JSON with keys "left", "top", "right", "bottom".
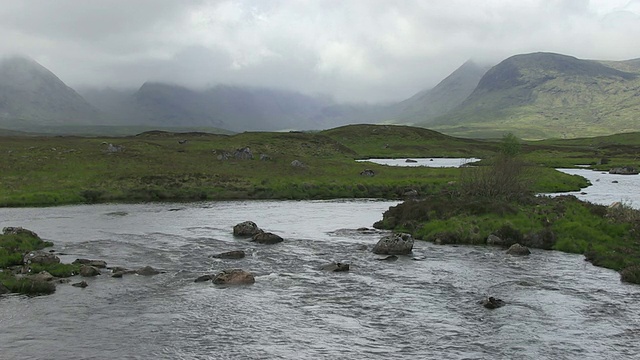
{"left": 1, "top": 199, "right": 640, "bottom": 359}
{"left": 356, "top": 158, "right": 480, "bottom": 168}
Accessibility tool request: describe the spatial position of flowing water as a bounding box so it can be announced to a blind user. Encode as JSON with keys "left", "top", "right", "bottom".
{"left": 2, "top": 199, "right": 640, "bottom": 359}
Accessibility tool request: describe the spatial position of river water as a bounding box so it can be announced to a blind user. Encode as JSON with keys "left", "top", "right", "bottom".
{"left": 2, "top": 198, "right": 640, "bottom": 359}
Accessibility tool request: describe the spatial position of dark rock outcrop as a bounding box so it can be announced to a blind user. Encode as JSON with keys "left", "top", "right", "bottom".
{"left": 211, "top": 250, "right": 246, "bottom": 259}
{"left": 23, "top": 251, "right": 60, "bottom": 265}
{"left": 252, "top": 232, "right": 283, "bottom": 245}
{"left": 212, "top": 269, "right": 255, "bottom": 285}
{"left": 234, "top": 147, "right": 253, "bottom": 160}
{"left": 360, "top": 169, "right": 375, "bottom": 177}
{"left": 372, "top": 233, "right": 414, "bottom": 255}
{"left": 481, "top": 296, "right": 505, "bottom": 309}
{"left": 233, "top": 221, "right": 262, "bottom": 237}
{"left": 486, "top": 234, "right": 505, "bottom": 246}
{"left": 320, "top": 262, "right": 350, "bottom": 272}
{"left": 80, "top": 265, "right": 101, "bottom": 277}
{"left": 506, "top": 243, "right": 531, "bottom": 256}
{"left": 0, "top": 283, "right": 9, "bottom": 294}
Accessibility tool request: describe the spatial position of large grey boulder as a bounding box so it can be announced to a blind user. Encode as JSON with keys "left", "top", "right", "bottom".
{"left": 252, "top": 232, "right": 283, "bottom": 245}
{"left": 23, "top": 251, "right": 60, "bottom": 265}
{"left": 372, "top": 233, "right": 414, "bottom": 255}
{"left": 212, "top": 269, "right": 255, "bottom": 285}
{"left": 234, "top": 147, "right": 253, "bottom": 160}
{"left": 31, "top": 271, "right": 54, "bottom": 282}
{"left": 233, "top": 221, "right": 262, "bottom": 237}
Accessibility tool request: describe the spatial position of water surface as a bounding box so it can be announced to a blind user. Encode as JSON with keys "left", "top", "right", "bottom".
{"left": 1, "top": 199, "right": 639, "bottom": 359}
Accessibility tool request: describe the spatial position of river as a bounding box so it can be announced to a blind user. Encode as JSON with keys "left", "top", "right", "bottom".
{"left": 2, "top": 198, "right": 640, "bottom": 359}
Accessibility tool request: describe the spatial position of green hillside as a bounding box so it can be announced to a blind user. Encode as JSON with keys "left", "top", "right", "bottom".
{"left": 424, "top": 53, "right": 640, "bottom": 139}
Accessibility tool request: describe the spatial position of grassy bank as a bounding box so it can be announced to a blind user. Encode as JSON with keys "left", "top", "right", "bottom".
{"left": 0, "top": 125, "right": 589, "bottom": 207}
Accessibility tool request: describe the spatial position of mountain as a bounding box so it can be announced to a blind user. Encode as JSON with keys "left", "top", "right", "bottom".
{"left": 0, "top": 56, "right": 99, "bottom": 129}
{"left": 391, "top": 60, "right": 491, "bottom": 123}
{"left": 425, "top": 52, "right": 640, "bottom": 139}
{"left": 80, "top": 83, "right": 382, "bottom": 132}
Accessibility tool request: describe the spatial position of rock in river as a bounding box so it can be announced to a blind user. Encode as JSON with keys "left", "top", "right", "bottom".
{"left": 211, "top": 250, "right": 246, "bottom": 259}
{"left": 80, "top": 265, "right": 101, "bottom": 277}
{"left": 252, "top": 232, "right": 283, "bottom": 244}
{"left": 233, "top": 221, "right": 262, "bottom": 237}
{"left": 320, "top": 262, "right": 350, "bottom": 272}
{"left": 212, "top": 269, "right": 255, "bottom": 285}
{"left": 372, "top": 233, "right": 414, "bottom": 255}
{"left": 23, "top": 251, "right": 60, "bottom": 265}
{"left": 506, "top": 243, "right": 531, "bottom": 256}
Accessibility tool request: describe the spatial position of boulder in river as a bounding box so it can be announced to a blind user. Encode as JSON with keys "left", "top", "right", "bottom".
{"left": 320, "top": 262, "right": 350, "bottom": 272}
{"left": 80, "top": 265, "right": 101, "bottom": 277}
{"left": 136, "top": 266, "right": 160, "bottom": 276}
{"left": 233, "top": 221, "right": 262, "bottom": 237}
{"left": 481, "top": 296, "right": 505, "bottom": 309}
{"left": 23, "top": 251, "right": 60, "bottom": 265}
{"left": 609, "top": 166, "right": 639, "bottom": 175}
{"left": 72, "top": 281, "right": 89, "bottom": 288}
{"left": 212, "top": 269, "right": 255, "bottom": 285}
{"left": 211, "top": 250, "right": 246, "bottom": 259}
{"left": 506, "top": 243, "right": 531, "bottom": 256}
{"left": 372, "top": 233, "right": 414, "bottom": 255}
{"left": 251, "top": 232, "right": 283, "bottom": 245}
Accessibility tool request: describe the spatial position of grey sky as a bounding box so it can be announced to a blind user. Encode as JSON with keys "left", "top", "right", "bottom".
{"left": 1, "top": 0, "right": 639, "bottom": 102}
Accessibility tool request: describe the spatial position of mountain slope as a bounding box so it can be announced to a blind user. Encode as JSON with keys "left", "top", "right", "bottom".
{"left": 426, "top": 52, "right": 640, "bottom": 139}
{"left": 0, "top": 56, "right": 99, "bottom": 129}
{"left": 392, "top": 60, "right": 491, "bottom": 123}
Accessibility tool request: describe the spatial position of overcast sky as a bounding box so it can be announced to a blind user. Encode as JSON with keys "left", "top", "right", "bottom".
{"left": 1, "top": 0, "right": 639, "bottom": 102}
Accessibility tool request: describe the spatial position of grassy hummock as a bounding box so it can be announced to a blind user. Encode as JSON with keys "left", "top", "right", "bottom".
{"left": 0, "top": 229, "right": 77, "bottom": 296}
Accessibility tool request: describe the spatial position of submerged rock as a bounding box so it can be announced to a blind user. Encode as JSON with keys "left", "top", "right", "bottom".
{"left": 194, "top": 274, "right": 214, "bottom": 283}
{"left": 212, "top": 250, "right": 246, "bottom": 259}
{"left": 72, "top": 281, "right": 89, "bottom": 288}
{"left": 252, "top": 232, "right": 283, "bottom": 245}
{"left": 73, "top": 259, "right": 107, "bottom": 268}
{"left": 136, "top": 266, "right": 160, "bottom": 276}
{"left": 320, "top": 262, "right": 350, "bottom": 272}
{"left": 233, "top": 221, "right": 262, "bottom": 237}
{"left": 506, "top": 243, "right": 531, "bottom": 256}
{"left": 377, "top": 255, "right": 399, "bottom": 262}
{"left": 481, "top": 296, "right": 505, "bottom": 309}
{"left": 212, "top": 269, "right": 255, "bottom": 285}
{"left": 372, "top": 233, "right": 414, "bottom": 255}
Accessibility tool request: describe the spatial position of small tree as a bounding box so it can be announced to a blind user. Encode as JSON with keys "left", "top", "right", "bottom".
{"left": 459, "top": 133, "right": 531, "bottom": 201}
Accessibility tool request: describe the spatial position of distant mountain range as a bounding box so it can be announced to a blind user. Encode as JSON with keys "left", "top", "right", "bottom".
{"left": 1, "top": 52, "right": 640, "bottom": 138}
